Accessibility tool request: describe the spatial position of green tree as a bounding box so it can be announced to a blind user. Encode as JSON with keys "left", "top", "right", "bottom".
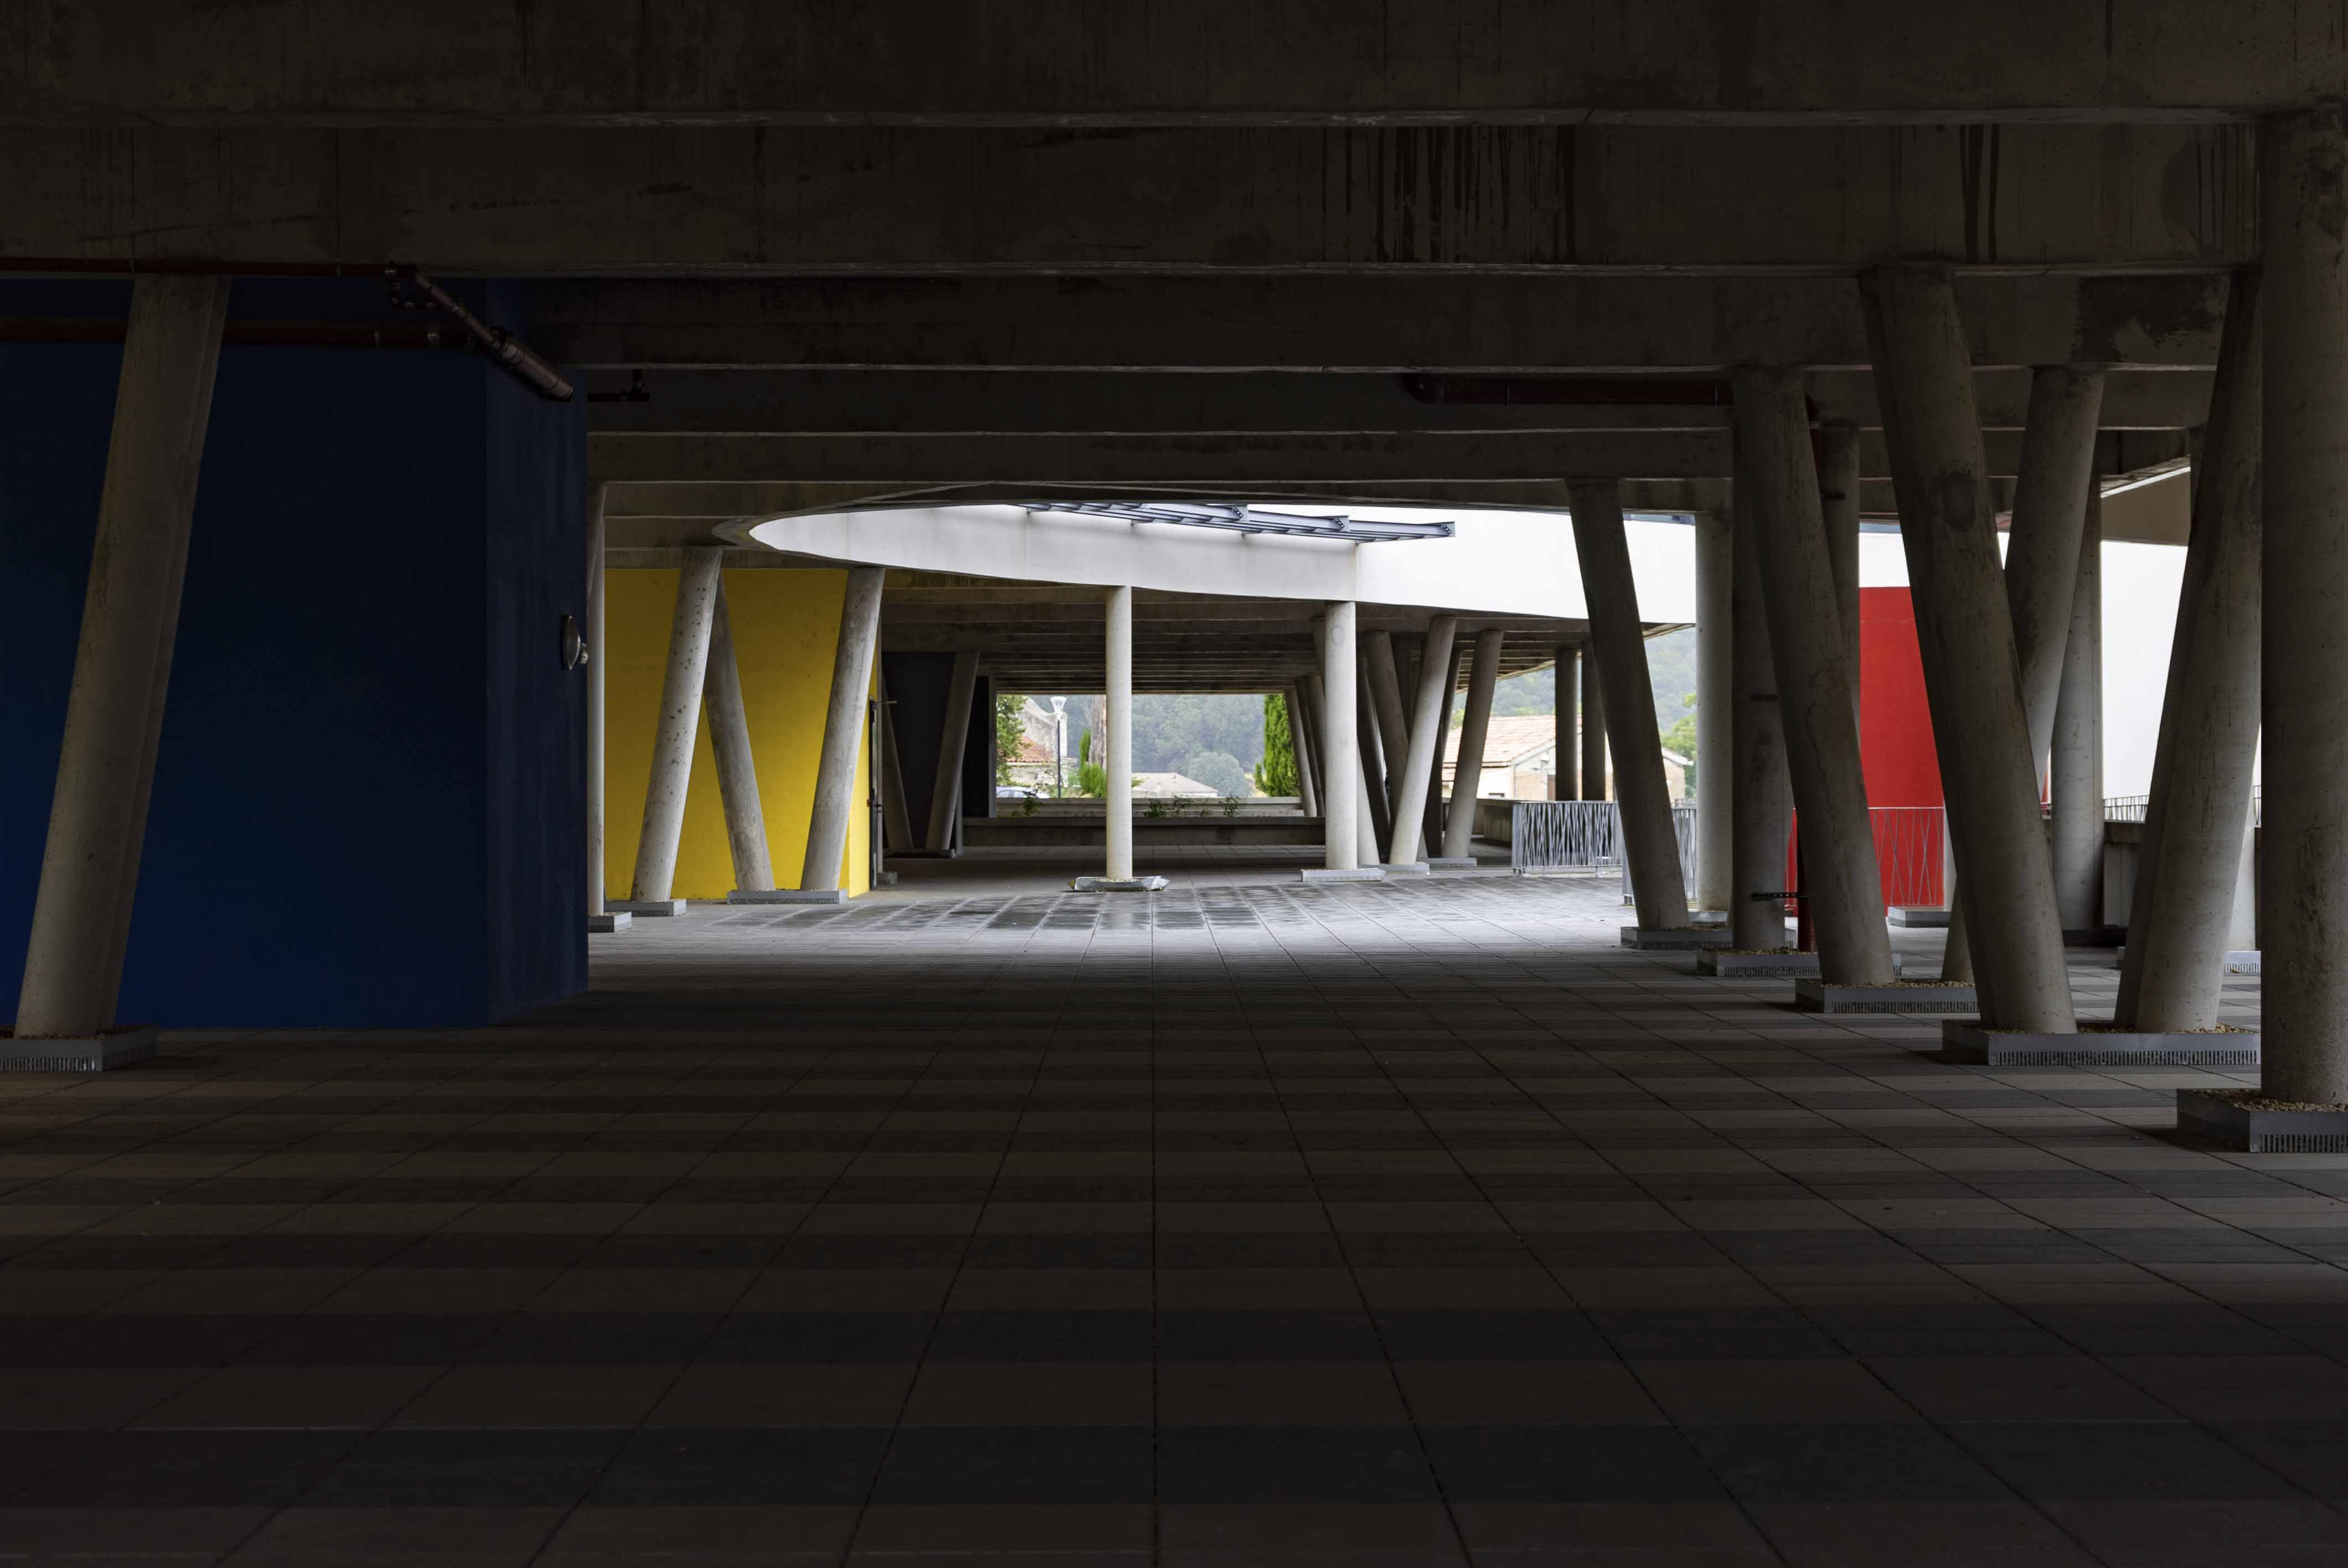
{"left": 1186, "top": 749, "right": 1253, "bottom": 798}
{"left": 1073, "top": 729, "right": 1109, "bottom": 798}
{"left": 1660, "top": 691, "right": 1698, "bottom": 769}
{"left": 1253, "top": 693, "right": 1299, "bottom": 796}
{"left": 993, "top": 692, "right": 1027, "bottom": 785}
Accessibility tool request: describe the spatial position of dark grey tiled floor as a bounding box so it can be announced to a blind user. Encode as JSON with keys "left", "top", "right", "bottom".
{"left": 0, "top": 868, "right": 2326, "bottom": 1566}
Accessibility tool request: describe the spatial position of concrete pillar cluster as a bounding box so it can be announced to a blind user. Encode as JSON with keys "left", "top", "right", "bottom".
{"left": 1552, "top": 644, "right": 1579, "bottom": 801}
{"left": 801, "top": 566, "right": 887, "bottom": 896}
{"left": 704, "top": 579, "right": 776, "bottom": 894}
{"left": 2050, "top": 484, "right": 2105, "bottom": 935}
{"left": 1445, "top": 628, "right": 1505, "bottom": 860}
{"left": 1386, "top": 614, "right": 1456, "bottom": 866}
{"left": 627, "top": 549, "right": 723, "bottom": 906}
{"left": 1731, "top": 370, "right": 1894, "bottom": 984}
{"left": 1729, "top": 445, "right": 1792, "bottom": 954}
{"left": 1862, "top": 264, "right": 2074, "bottom": 1033}
{"left": 1579, "top": 648, "right": 1608, "bottom": 801}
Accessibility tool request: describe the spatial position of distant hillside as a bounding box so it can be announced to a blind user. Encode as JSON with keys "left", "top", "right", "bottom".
{"left": 1489, "top": 626, "right": 1696, "bottom": 729}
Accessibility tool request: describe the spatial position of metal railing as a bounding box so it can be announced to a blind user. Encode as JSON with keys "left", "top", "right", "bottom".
{"left": 1507, "top": 800, "right": 1698, "bottom": 896}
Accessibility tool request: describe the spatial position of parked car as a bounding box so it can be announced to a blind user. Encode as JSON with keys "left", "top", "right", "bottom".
{"left": 996, "top": 785, "right": 1043, "bottom": 799}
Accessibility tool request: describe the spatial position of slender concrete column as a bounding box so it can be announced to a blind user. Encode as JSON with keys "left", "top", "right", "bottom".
{"left": 627, "top": 549, "right": 724, "bottom": 902}
{"left": 2118, "top": 271, "right": 2263, "bottom": 1032}
{"left": 1553, "top": 644, "right": 1579, "bottom": 800}
{"left": 1445, "top": 628, "right": 1506, "bottom": 859}
{"left": 1366, "top": 631, "right": 1412, "bottom": 813}
{"left": 1104, "top": 586, "right": 1135, "bottom": 882}
{"left": 923, "top": 649, "right": 981, "bottom": 853}
{"left": 1816, "top": 425, "right": 1863, "bottom": 704}
{"left": 2231, "top": 798, "right": 2259, "bottom": 952}
{"left": 2008, "top": 367, "right": 2108, "bottom": 772}
{"left": 1569, "top": 480, "right": 1690, "bottom": 929}
{"left": 2051, "top": 482, "right": 2105, "bottom": 933}
{"left": 1422, "top": 647, "right": 1459, "bottom": 849}
{"left": 1862, "top": 263, "right": 2074, "bottom": 1033}
{"left": 1387, "top": 615, "right": 1457, "bottom": 863}
{"left": 2263, "top": 107, "right": 2348, "bottom": 1100}
{"left": 15, "top": 275, "right": 229, "bottom": 1040}
{"left": 1733, "top": 372, "right": 1896, "bottom": 984}
{"left": 801, "top": 566, "right": 887, "bottom": 894}
{"left": 1286, "top": 683, "right": 1321, "bottom": 817}
{"left": 877, "top": 671, "right": 917, "bottom": 855}
{"left": 1318, "top": 610, "right": 1360, "bottom": 871}
{"left": 1580, "top": 647, "right": 1608, "bottom": 800}
{"left": 585, "top": 483, "right": 609, "bottom": 918}
{"left": 704, "top": 579, "right": 776, "bottom": 893}
{"left": 1693, "top": 510, "right": 1734, "bottom": 912}
{"left": 1356, "top": 653, "right": 1394, "bottom": 849}
{"left": 1730, "top": 449, "right": 1793, "bottom": 953}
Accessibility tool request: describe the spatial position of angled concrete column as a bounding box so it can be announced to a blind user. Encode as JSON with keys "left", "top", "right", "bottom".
{"left": 1864, "top": 264, "right": 2075, "bottom": 1033}
{"left": 1552, "top": 644, "right": 1579, "bottom": 800}
{"left": 1693, "top": 509, "right": 1734, "bottom": 913}
{"left": 1317, "top": 611, "right": 1360, "bottom": 871}
{"left": 1943, "top": 362, "right": 2105, "bottom": 968}
{"left": 627, "top": 548, "right": 724, "bottom": 904}
{"left": 14, "top": 274, "right": 229, "bottom": 1042}
{"left": 1366, "top": 632, "right": 1412, "bottom": 814}
{"left": 1730, "top": 451, "right": 1793, "bottom": 953}
{"left": 1387, "top": 615, "right": 1456, "bottom": 864}
{"left": 585, "top": 483, "right": 610, "bottom": 920}
{"left": 1356, "top": 652, "right": 1393, "bottom": 849}
{"left": 801, "top": 566, "right": 886, "bottom": 895}
{"left": 1734, "top": 372, "right": 1894, "bottom": 984}
{"left": 2118, "top": 271, "right": 2262, "bottom": 1032}
{"left": 2051, "top": 482, "right": 2105, "bottom": 933}
{"left": 704, "top": 578, "right": 776, "bottom": 893}
{"left": 1286, "top": 683, "right": 1320, "bottom": 817}
{"left": 924, "top": 650, "right": 981, "bottom": 853}
{"left": 1421, "top": 647, "right": 1459, "bottom": 850}
{"left": 2264, "top": 107, "right": 2348, "bottom": 1100}
{"left": 1580, "top": 646, "right": 1608, "bottom": 800}
{"left": 877, "top": 670, "right": 916, "bottom": 855}
{"left": 1104, "top": 586, "right": 1135, "bottom": 882}
{"left": 1300, "top": 672, "right": 1332, "bottom": 821}
{"left": 1445, "top": 628, "right": 1506, "bottom": 859}
{"left": 1569, "top": 480, "right": 1690, "bottom": 929}
{"left": 2007, "top": 368, "right": 2108, "bottom": 771}
{"left": 1816, "top": 425, "right": 1864, "bottom": 715}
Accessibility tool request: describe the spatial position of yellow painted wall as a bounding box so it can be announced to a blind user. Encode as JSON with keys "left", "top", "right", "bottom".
{"left": 606, "top": 568, "right": 871, "bottom": 900}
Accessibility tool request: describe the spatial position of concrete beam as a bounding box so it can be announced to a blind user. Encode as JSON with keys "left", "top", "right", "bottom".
{"left": 534, "top": 273, "right": 2227, "bottom": 372}
{"left": 588, "top": 427, "right": 2181, "bottom": 486}
{"left": 0, "top": 122, "right": 2252, "bottom": 272}
{"left": 8, "top": 5, "right": 2343, "bottom": 125}
{"left": 590, "top": 368, "right": 2213, "bottom": 436}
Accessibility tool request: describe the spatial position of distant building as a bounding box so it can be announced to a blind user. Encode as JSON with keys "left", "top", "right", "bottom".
{"left": 1440, "top": 717, "right": 1688, "bottom": 802}
{"left": 1133, "top": 771, "right": 1219, "bottom": 798}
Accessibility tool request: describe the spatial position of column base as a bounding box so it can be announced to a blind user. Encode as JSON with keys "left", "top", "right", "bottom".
{"left": 730, "top": 889, "right": 847, "bottom": 905}
{"left": 1795, "top": 980, "right": 1978, "bottom": 1014}
{"left": 1691, "top": 910, "right": 1729, "bottom": 927}
{"left": 610, "top": 899, "right": 687, "bottom": 916}
{"left": 2114, "top": 946, "right": 2262, "bottom": 974}
{"left": 1946, "top": 1021, "right": 2258, "bottom": 1067}
{"left": 588, "top": 912, "right": 632, "bottom": 933}
{"left": 0, "top": 1027, "right": 159, "bottom": 1072}
{"left": 1696, "top": 951, "right": 1905, "bottom": 979}
{"left": 1381, "top": 862, "right": 1432, "bottom": 876}
{"left": 1424, "top": 857, "right": 1479, "bottom": 869}
{"left": 1887, "top": 906, "right": 1950, "bottom": 927}
{"left": 2177, "top": 1089, "right": 2348, "bottom": 1153}
{"left": 1620, "top": 926, "right": 1731, "bottom": 951}
{"left": 1300, "top": 866, "right": 1386, "bottom": 882}
{"left": 2062, "top": 926, "right": 2128, "bottom": 948}
{"left": 1070, "top": 875, "right": 1170, "bottom": 892}
{"left": 875, "top": 871, "right": 899, "bottom": 886}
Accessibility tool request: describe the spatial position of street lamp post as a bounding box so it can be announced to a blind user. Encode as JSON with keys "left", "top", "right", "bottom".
{"left": 1051, "top": 696, "right": 1067, "bottom": 797}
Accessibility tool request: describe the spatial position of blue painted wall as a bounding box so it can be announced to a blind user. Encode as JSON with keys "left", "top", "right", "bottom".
{"left": 0, "top": 280, "right": 586, "bottom": 1028}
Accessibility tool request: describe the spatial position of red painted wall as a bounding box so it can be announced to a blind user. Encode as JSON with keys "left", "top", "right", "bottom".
{"left": 1858, "top": 585, "right": 1942, "bottom": 808}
